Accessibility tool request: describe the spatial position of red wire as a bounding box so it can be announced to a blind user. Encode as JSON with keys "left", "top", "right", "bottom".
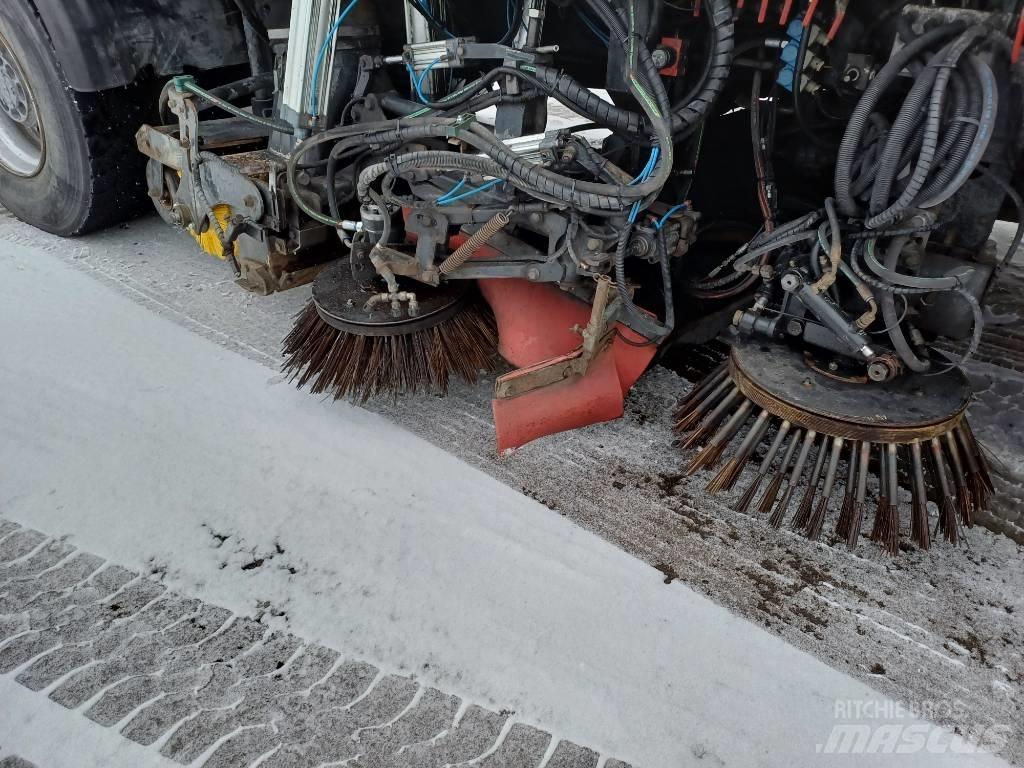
{"left": 737, "top": 0, "right": 745, "bottom": 9}
{"left": 758, "top": 0, "right": 769, "bottom": 23}
{"left": 779, "top": 0, "right": 794, "bottom": 25}
{"left": 1012, "top": 8, "right": 1024, "bottom": 64}
{"left": 827, "top": 8, "right": 846, "bottom": 42}
{"left": 802, "top": 0, "right": 821, "bottom": 28}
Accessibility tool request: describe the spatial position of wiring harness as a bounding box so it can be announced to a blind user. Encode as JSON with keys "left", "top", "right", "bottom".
{"left": 730, "top": 14, "right": 1020, "bottom": 375}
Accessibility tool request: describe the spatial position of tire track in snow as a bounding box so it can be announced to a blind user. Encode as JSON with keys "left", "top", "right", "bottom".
{"left": 0, "top": 518, "right": 634, "bottom": 768}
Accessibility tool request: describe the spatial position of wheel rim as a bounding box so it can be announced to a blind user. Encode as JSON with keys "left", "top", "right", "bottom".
{"left": 0, "top": 32, "right": 44, "bottom": 177}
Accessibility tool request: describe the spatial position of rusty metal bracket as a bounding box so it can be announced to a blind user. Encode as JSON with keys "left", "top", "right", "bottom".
{"left": 494, "top": 275, "right": 616, "bottom": 400}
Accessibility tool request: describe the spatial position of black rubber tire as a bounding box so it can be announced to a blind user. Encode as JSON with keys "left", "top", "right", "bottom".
{"left": 0, "top": 1, "right": 152, "bottom": 236}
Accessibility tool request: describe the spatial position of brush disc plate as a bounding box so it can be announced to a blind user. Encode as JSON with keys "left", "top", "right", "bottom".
{"left": 312, "top": 259, "right": 468, "bottom": 337}
{"left": 730, "top": 340, "right": 972, "bottom": 441}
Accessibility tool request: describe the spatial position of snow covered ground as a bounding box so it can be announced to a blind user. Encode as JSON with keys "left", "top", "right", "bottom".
{"left": 0, "top": 210, "right": 1021, "bottom": 767}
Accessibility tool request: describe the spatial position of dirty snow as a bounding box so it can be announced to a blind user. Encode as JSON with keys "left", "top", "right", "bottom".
{"left": 1, "top": 225, "right": 1018, "bottom": 766}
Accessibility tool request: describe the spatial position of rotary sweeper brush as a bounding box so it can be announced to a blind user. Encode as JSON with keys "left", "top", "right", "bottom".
{"left": 128, "top": 0, "right": 1024, "bottom": 556}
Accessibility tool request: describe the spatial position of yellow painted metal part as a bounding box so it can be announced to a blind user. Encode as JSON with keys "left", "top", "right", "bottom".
{"left": 192, "top": 204, "right": 232, "bottom": 259}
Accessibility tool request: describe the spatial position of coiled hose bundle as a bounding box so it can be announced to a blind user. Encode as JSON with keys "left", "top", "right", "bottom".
{"left": 827, "top": 20, "right": 1009, "bottom": 373}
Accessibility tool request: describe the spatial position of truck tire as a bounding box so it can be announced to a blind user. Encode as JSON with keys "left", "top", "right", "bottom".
{"left": 0, "top": 2, "right": 151, "bottom": 236}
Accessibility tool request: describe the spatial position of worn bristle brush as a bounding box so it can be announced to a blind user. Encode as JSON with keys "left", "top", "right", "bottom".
{"left": 283, "top": 260, "right": 496, "bottom": 402}
{"left": 674, "top": 339, "right": 996, "bottom": 556}
{"left": 734, "top": 420, "right": 792, "bottom": 514}
{"left": 834, "top": 441, "right": 860, "bottom": 540}
{"left": 791, "top": 435, "right": 828, "bottom": 532}
{"left": 767, "top": 430, "right": 815, "bottom": 527}
{"left": 806, "top": 437, "right": 844, "bottom": 541}
{"left": 869, "top": 443, "right": 900, "bottom": 556}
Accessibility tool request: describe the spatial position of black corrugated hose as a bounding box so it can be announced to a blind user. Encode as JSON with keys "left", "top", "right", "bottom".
{"left": 529, "top": 0, "right": 734, "bottom": 140}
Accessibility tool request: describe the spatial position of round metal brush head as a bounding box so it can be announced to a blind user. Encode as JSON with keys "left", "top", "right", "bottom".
{"left": 283, "top": 260, "right": 497, "bottom": 402}
{"left": 675, "top": 340, "right": 992, "bottom": 555}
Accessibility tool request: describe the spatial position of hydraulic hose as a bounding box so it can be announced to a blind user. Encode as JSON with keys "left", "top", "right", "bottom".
{"left": 179, "top": 80, "right": 295, "bottom": 134}
{"left": 918, "top": 54, "right": 998, "bottom": 209}
{"left": 810, "top": 197, "right": 842, "bottom": 293}
{"left": 862, "top": 237, "right": 966, "bottom": 292}
{"left": 866, "top": 27, "right": 988, "bottom": 229}
{"left": 527, "top": 0, "right": 733, "bottom": 139}
{"left": 834, "top": 21, "right": 966, "bottom": 217}
{"left": 880, "top": 237, "right": 931, "bottom": 372}
{"left": 864, "top": 42, "right": 949, "bottom": 221}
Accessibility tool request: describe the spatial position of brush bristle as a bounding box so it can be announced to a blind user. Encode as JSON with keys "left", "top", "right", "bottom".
{"left": 835, "top": 491, "right": 854, "bottom": 539}
{"left": 758, "top": 473, "right": 786, "bottom": 517}
{"left": 806, "top": 498, "right": 829, "bottom": 540}
{"left": 845, "top": 502, "right": 864, "bottom": 549}
{"left": 707, "top": 457, "right": 741, "bottom": 495}
{"left": 735, "top": 473, "right": 766, "bottom": 514}
{"left": 674, "top": 408, "right": 704, "bottom": 433}
{"left": 681, "top": 420, "right": 718, "bottom": 450}
{"left": 938, "top": 497, "right": 960, "bottom": 546}
{"left": 283, "top": 300, "right": 497, "bottom": 402}
{"left": 869, "top": 495, "right": 888, "bottom": 542}
{"left": 685, "top": 440, "right": 729, "bottom": 475}
{"left": 870, "top": 501, "right": 899, "bottom": 556}
{"left": 967, "top": 473, "right": 989, "bottom": 513}
{"left": 791, "top": 486, "right": 816, "bottom": 530}
{"left": 953, "top": 481, "right": 974, "bottom": 529}
{"left": 911, "top": 499, "right": 930, "bottom": 550}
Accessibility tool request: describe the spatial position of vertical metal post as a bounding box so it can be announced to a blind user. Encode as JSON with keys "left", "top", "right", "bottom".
{"left": 496, "top": 0, "right": 548, "bottom": 138}
{"left": 404, "top": 0, "right": 435, "bottom": 99}
{"left": 279, "top": 0, "right": 344, "bottom": 139}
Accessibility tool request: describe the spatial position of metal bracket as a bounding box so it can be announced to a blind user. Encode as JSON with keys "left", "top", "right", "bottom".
{"left": 494, "top": 276, "right": 615, "bottom": 399}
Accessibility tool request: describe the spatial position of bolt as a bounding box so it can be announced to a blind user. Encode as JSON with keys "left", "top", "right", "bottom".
{"left": 243, "top": 195, "right": 257, "bottom": 209}
{"left": 867, "top": 362, "right": 890, "bottom": 382}
{"left": 828, "top": 361, "right": 839, "bottom": 372}
{"left": 526, "top": 267, "right": 541, "bottom": 281}
{"left": 585, "top": 237, "right": 602, "bottom": 251}
{"left": 785, "top": 319, "right": 803, "bottom": 336}
{"left": 651, "top": 46, "right": 673, "bottom": 69}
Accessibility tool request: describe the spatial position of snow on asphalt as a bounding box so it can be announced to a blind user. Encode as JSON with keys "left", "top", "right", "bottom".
{"left": 0, "top": 228, "right": 1013, "bottom": 767}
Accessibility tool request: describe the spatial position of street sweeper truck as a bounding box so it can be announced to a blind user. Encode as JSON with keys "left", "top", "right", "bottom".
{"left": 1, "top": 0, "right": 1023, "bottom": 555}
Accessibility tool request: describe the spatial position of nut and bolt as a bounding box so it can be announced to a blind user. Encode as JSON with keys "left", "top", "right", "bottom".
{"left": 867, "top": 362, "right": 890, "bottom": 382}
{"left": 651, "top": 46, "right": 674, "bottom": 69}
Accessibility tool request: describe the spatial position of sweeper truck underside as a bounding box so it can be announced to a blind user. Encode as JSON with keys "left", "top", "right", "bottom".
{"left": 6, "top": 0, "right": 1021, "bottom": 556}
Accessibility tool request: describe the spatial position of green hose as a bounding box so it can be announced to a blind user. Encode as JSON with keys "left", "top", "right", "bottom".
{"left": 174, "top": 76, "right": 295, "bottom": 135}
